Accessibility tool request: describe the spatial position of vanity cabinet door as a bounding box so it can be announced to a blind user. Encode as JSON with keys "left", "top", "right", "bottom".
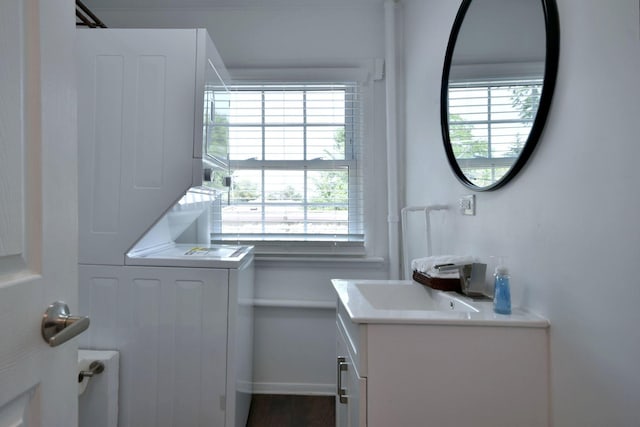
{"left": 336, "top": 326, "right": 349, "bottom": 427}
{"left": 336, "top": 322, "right": 367, "bottom": 427}
{"left": 346, "top": 359, "right": 366, "bottom": 427}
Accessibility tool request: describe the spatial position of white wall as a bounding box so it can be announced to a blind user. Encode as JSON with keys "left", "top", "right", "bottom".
{"left": 403, "top": 0, "right": 640, "bottom": 425}
{"left": 86, "top": 2, "right": 385, "bottom": 69}
{"left": 87, "top": 0, "right": 389, "bottom": 394}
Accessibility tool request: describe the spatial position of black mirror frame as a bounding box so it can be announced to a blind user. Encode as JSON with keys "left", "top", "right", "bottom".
{"left": 440, "top": 0, "right": 560, "bottom": 191}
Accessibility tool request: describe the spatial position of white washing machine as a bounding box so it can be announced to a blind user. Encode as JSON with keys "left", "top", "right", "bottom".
{"left": 80, "top": 189, "right": 254, "bottom": 427}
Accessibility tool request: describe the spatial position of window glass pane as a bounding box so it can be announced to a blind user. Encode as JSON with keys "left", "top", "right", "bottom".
{"left": 308, "top": 169, "right": 348, "bottom": 205}
{"left": 228, "top": 127, "right": 262, "bottom": 160}
{"left": 222, "top": 205, "right": 263, "bottom": 234}
{"left": 264, "top": 91, "right": 303, "bottom": 124}
{"left": 448, "top": 81, "right": 541, "bottom": 162}
{"left": 230, "top": 170, "right": 262, "bottom": 203}
{"left": 502, "top": 85, "right": 541, "bottom": 121}
{"left": 449, "top": 87, "right": 488, "bottom": 122}
{"left": 264, "top": 127, "right": 304, "bottom": 160}
{"left": 490, "top": 122, "right": 531, "bottom": 157}
{"left": 212, "top": 91, "right": 230, "bottom": 121}
{"left": 307, "top": 90, "right": 345, "bottom": 124}
{"left": 450, "top": 123, "right": 488, "bottom": 159}
{"left": 223, "top": 170, "right": 262, "bottom": 234}
{"left": 306, "top": 210, "right": 348, "bottom": 234}
{"left": 263, "top": 205, "right": 306, "bottom": 234}
{"left": 307, "top": 126, "right": 345, "bottom": 160}
{"left": 205, "top": 113, "right": 229, "bottom": 160}
{"left": 207, "top": 92, "right": 229, "bottom": 159}
{"left": 308, "top": 166, "right": 349, "bottom": 235}
{"left": 490, "top": 87, "right": 521, "bottom": 120}
{"left": 264, "top": 170, "right": 304, "bottom": 202}
{"left": 230, "top": 92, "right": 262, "bottom": 125}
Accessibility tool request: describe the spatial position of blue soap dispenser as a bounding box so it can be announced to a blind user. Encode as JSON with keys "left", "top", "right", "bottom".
{"left": 493, "top": 260, "right": 511, "bottom": 315}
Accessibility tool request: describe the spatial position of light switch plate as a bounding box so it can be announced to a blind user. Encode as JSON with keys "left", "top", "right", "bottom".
{"left": 460, "top": 194, "right": 475, "bottom": 215}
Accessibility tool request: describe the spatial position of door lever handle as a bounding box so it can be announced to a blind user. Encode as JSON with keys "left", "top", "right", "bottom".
{"left": 41, "top": 302, "right": 90, "bottom": 347}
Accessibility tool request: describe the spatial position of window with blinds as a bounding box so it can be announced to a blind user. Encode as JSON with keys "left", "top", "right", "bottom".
{"left": 207, "top": 83, "right": 364, "bottom": 252}
{"left": 448, "top": 79, "right": 542, "bottom": 187}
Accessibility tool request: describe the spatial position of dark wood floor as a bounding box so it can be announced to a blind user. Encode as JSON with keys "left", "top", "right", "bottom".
{"left": 246, "top": 394, "right": 335, "bottom": 427}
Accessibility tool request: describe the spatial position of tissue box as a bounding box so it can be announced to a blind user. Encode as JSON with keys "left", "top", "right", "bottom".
{"left": 413, "top": 270, "right": 462, "bottom": 293}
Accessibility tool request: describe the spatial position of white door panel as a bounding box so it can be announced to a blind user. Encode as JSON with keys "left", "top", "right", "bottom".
{"left": 76, "top": 29, "right": 200, "bottom": 266}
{"left": 79, "top": 265, "right": 229, "bottom": 427}
{"left": 0, "top": 0, "right": 78, "bottom": 425}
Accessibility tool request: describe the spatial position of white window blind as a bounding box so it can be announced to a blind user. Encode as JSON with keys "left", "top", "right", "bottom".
{"left": 209, "top": 83, "right": 364, "bottom": 253}
{"left": 448, "top": 78, "right": 542, "bottom": 187}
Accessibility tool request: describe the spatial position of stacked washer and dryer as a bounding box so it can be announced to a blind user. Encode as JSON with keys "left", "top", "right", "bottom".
{"left": 76, "top": 28, "right": 254, "bottom": 427}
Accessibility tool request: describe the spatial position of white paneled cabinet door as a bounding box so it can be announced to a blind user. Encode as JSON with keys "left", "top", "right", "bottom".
{"left": 337, "top": 325, "right": 366, "bottom": 427}
{"left": 0, "top": 0, "right": 78, "bottom": 426}
{"left": 346, "top": 354, "right": 365, "bottom": 427}
{"left": 336, "top": 327, "right": 349, "bottom": 426}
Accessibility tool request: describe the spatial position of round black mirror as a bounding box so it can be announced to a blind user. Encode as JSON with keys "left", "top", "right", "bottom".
{"left": 441, "top": 0, "right": 560, "bottom": 191}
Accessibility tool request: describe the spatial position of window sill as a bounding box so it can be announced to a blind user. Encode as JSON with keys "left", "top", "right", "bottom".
{"left": 212, "top": 237, "right": 367, "bottom": 258}
{"left": 254, "top": 254, "right": 385, "bottom": 264}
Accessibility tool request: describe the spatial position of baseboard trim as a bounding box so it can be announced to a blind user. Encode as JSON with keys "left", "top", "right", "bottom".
{"left": 252, "top": 382, "right": 335, "bottom": 396}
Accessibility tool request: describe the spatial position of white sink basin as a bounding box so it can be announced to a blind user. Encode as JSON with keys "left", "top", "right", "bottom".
{"left": 355, "top": 282, "right": 479, "bottom": 313}
{"left": 332, "top": 279, "right": 550, "bottom": 326}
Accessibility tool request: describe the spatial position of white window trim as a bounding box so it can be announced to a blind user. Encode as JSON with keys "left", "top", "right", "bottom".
{"left": 213, "top": 65, "right": 376, "bottom": 257}
{"left": 227, "top": 66, "right": 371, "bottom": 84}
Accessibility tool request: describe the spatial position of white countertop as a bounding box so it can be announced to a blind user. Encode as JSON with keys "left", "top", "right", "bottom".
{"left": 332, "top": 279, "right": 549, "bottom": 328}
{"left": 126, "top": 243, "right": 253, "bottom": 268}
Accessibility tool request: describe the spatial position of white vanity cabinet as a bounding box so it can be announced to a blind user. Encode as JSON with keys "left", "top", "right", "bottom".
{"left": 334, "top": 285, "right": 550, "bottom": 427}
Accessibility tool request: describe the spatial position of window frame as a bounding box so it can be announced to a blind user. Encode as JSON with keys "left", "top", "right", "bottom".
{"left": 208, "top": 68, "right": 371, "bottom": 256}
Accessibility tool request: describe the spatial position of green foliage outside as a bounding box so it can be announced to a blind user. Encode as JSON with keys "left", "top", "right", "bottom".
{"left": 507, "top": 85, "right": 540, "bottom": 156}
{"left": 233, "top": 179, "right": 259, "bottom": 202}
{"left": 310, "top": 128, "right": 348, "bottom": 209}
{"left": 449, "top": 114, "right": 488, "bottom": 159}
{"left": 511, "top": 86, "right": 540, "bottom": 120}
{"left": 266, "top": 185, "right": 303, "bottom": 202}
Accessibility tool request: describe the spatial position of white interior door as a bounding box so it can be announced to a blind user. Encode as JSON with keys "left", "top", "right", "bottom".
{"left": 0, "top": 0, "right": 79, "bottom": 425}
